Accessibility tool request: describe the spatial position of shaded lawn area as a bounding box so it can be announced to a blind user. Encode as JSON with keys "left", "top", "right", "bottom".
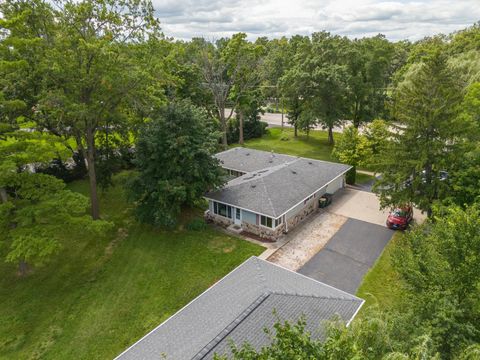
{"left": 356, "top": 232, "right": 407, "bottom": 315}
{"left": 241, "top": 127, "right": 340, "bottom": 162}
{"left": 355, "top": 172, "right": 375, "bottom": 185}
{"left": 0, "top": 173, "right": 263, "bottom": 360}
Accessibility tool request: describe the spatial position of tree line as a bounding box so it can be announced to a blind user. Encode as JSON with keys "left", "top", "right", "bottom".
{"left": 1, "top": 0, "right": 479, "bottom": 278}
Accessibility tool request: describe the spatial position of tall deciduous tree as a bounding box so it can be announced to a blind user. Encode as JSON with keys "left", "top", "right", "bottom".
{"left": 0, "top": 0, "right": 55, "bottom": 125}
{"left": 296, "top": 32, "right": 350, "bottom": 144}
{"left": 346, "top": 35, "right": 394, "bottom": 128}
{"left": 199, "top": 33, "right": 264, "bottom": 148}
{"left": 0, "top": 124, "right": 111, "bottom": 275}
{"left": 37, "top": 0, "right": 161, "bottom": 220}
{"left": 127, "top": 101, "right": 224, "bottom": 227}
{"left": 373, "top": 51, "right": 478, "bottom": 216}
{"left": 332, "top": 125, "right": 371, "bottom": 184}
{"left": 278, "top": 36, "right": 310, "bottom": 137}
{"left": 224, "top": 34, "right": 265, "bottom": 144}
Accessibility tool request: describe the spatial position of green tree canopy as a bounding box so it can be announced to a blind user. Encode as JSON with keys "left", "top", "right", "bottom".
{"left": 0, "top": 122, "right": 111, "bottom": 275}
{"left": 332, "top": 125, "right": 371, "bottom": 184}
{"left": 373, "top": 51, "right": 479, "bottom": 216}
{"left": 127, "top": 101, "right": 224, "bottom": 227}
{"left": 392, "top": 204, "right": 480, "bottom": 357}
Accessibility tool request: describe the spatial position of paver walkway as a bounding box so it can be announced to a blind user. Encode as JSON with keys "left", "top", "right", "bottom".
{"left": 298, "top": 218, "right": 394, "bottom": 294}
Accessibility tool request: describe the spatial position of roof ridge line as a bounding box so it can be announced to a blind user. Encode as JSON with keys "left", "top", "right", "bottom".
{"left": 260, "top": 177, "right": 277, "bottom": 218}
{"left": 267, "top": 291, "right": 361, "bottom": 302}
{"left": 191, "top": 292, "right": 272, "bottom": 360}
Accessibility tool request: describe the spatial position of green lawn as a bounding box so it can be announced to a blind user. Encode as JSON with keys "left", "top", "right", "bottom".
{"left": 0, "top": 173, "right": 263, "bottom": 360}
{"left": 241, "top": 127, "right": 339, "bottom": 162}
{"left": 356, "top": 232, "right": 407, "bottom": 315}
{"left": 355, "top": 172, "right": 375, "bottom": 185}
{"left": 242, "top": 128, "right": 373, "bottom": 183}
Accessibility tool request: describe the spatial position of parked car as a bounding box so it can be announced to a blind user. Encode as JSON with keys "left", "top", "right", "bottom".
{"left": 386, "top": 206, "right": 413, "bottom": 230}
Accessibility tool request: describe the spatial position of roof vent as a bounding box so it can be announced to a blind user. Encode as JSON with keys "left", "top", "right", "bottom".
{"left": 251, "top": 184, "right": 256, "bottom": 188}
{"left": 291, "top": 170, "right": 297, "bottom": 174}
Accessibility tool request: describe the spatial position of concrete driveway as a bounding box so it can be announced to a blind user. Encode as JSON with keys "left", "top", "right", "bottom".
{"left": 298, "top": 218, "right": 394, "bottom": 294}
{"left": 328, "top": 188, "right": 426, "bottom": 226}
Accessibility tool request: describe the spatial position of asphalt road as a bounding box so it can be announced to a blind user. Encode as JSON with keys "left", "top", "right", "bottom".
{"left": 298, "top": 218, "right": 394, "bottom": 294}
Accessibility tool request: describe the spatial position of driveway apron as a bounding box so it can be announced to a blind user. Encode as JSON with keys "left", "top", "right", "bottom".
{"left": 298, "top": 218, "right": 394, "bottom": 294}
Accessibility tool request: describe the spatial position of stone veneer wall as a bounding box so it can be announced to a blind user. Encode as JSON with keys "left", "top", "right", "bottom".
{"left": 205, "top": 210, "right": 286, "bottom": 241}
{"left": 205, "top": 211, "right": 233, "bottom": 227}
{"left": 206, "top": 196, "right": 320, "bottom": 241}
{"left": 286, "top": 198, "right": 317, "bottom": 230}
{"left": 242, "top": 222, "right": 286, "bottom": 241}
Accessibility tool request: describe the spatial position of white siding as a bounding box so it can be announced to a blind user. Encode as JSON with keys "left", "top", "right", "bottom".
{"left": 326, "top": 175, "right": 344, "bottom": 193}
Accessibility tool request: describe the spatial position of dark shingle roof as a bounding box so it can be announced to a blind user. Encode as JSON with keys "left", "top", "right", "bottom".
{"left": 115, "top": 257, "right": 363, "bottom": 360}
{"left": 207, "top": 149, "right": 351, "bottom": 217}
{"left": 199, "top": 293, "right": 362, "bottom": 359}
{"left": 215, "top": 147, "right": 295, "bottom": 173}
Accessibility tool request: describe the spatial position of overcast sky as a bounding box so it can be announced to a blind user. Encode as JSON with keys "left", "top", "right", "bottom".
{"left": 153, "top": 0, "right": 480, "bottom": 41}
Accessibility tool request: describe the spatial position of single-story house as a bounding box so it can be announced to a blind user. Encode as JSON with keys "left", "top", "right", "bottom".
{"left": 205, "top": 148, "right": 351, "bottom": 240}
{"left": 115, "top": 256, "right": 364, "bottom": 360}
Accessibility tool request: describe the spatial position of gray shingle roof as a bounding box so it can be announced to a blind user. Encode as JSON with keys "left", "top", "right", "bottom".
{"left": 115, "top": 257, "right": 363, "bottom": 360}
{"left": 200, "top": 293, "right": 362, "bottom": 359}
{"left": 207, "top": 149, "right": 351, "bottom": 218}
{"left": 215, "top": 147, "right": 295, "bottom": 173}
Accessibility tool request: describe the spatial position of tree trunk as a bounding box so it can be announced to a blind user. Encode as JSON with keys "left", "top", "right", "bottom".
{"left": 294, "top": 122, "right": 298, "bottom": 137}
{"left": 0, "top": 188, "right": 7, "bottom": 203}
{"left": 85, "top": 127, "right": 100, "bottom": 220}
{"left": 353, "top": 101, "right": 360, "bottom": 128}
{"left": 239, "top": 110, "right": 244, "bottom": 145}
{"left": 281, "top": 103, "right": 284, "bottom": 128}
{"left": 220, "top": 107, "right": 228, "bottom": 149}
{"left": 328, "top": 126, "right": 334, "bottom": 145}
{"left": 18, "top": 260, "right": 29, "bottom": 277}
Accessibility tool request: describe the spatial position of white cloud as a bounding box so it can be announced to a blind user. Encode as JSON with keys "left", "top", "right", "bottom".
{"left": 153, "top": 0, "right": 480, "bottom": 41}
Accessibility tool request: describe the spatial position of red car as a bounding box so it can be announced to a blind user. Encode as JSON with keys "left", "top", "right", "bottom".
{"left": 386, "top": 206, "right": 413, "bottom": 230}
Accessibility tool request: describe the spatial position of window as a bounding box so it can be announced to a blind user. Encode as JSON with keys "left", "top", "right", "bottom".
{"left": 275, "top": 217, "right": 283, "bottom": 227}
{"left": 260, "top": 215, "right": 273, "bottom": 228}
{"left": 213, "top": 202, "right": 232, "bottom": 218}
{"left": 236, "top": 208, "right": 241, "bottom": 220}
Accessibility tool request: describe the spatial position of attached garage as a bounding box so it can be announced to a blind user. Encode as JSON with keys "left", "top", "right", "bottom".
{"left": 326, "top": 174, "right": 345, "bottom": 194}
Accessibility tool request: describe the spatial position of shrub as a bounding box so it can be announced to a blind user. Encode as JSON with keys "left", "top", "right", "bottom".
{"left": 186, "top": 218, "right": 208, "bottom": 231}
{"left": 279, "top": 131, "right": 290, "bottom": 141}
{"left": 227, "top": 116, "right": 268, "bottom": 144}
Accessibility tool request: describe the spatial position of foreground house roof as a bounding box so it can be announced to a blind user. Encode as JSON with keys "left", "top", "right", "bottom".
{"left": 116, "top": 257, "right": 364, "bottom": 360}
{"left": 206, "top": 148, "right": 351, "bottom": 218}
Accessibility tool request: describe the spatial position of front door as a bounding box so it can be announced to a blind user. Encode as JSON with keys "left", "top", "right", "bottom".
{"left": 234, "top": 208, "right": 241, "bottom": 225}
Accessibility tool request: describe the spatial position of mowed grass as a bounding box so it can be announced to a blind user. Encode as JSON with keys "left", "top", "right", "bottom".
{"left": 0, "top": 173, "right": 263, "bottom": 360}
{"left": 242, "top": 127, "right": 374, "bottom": 182}
{"left": 356, "top": 232, "right": 407, "bottom": 315}
{"left": 241, "top": 127, "right": 340, "bottom": 162}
